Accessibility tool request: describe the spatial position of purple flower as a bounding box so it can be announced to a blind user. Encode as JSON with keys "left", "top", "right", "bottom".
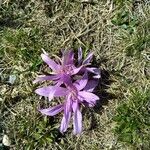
{"left": 33, "top": 50, "right": 82, "bottom": 85}
{"left": 34, "top": 48, "right": 100, "bottom": 134}
{"left": 39, "top": 73, "right": 99, "bottom": 134}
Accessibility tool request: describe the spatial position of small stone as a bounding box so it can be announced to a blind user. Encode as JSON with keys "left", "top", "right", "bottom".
{"left": 2, "top": 135, "right": 11, "bottom": 147}
{"left": 8, "top": 75, "right": 16, "bottom": 85}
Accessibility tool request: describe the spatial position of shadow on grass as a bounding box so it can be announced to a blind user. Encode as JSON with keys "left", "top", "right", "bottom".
{"left": 82, "top": 56, "right": 116, "bottom": 130}
{"left": 53, "top": 69, "right": 116, "bottom": 143}
{"left": 55, "top": 58, "right": 116, "bottom": 139}
{"left": 88, "top": 69, "right": 116, "bottom": 130}
{"left": 94, "top": 69, "right": 116, "bottom": 112}
{"left": 0, "top": 19, "right": 23, "bottom": 29}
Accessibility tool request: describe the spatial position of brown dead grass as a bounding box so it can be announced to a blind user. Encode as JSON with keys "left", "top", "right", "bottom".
{"left": 0, "top": 0, "right": 149, "bottom": 149}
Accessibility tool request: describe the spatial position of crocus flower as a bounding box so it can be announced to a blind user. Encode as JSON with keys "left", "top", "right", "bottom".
{"left": 35, "top": 48, "right": 100, "bottom": 134}
{"left": 33, "top": 50, "right": 82, "bottom": 85}
{"left": 38, "top": 73, "right": 99, "bottom": 134}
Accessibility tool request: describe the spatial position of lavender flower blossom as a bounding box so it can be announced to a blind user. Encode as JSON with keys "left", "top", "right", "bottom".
{"left": 33, "top": 50, "right": 82, "bottom": 85}
{"left": 39, "top": 73, "right": 99, "bottom": 134}
{"left": 34, "top": 48, "right": 100, "bottom": 134}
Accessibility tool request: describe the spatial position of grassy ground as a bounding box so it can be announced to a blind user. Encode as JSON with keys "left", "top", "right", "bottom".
{"left": 0, "top": 0, "right": 150, "bottom": 149}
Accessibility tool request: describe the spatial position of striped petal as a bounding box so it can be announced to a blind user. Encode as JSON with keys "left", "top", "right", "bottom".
{"left": 41, "top": 53, "right": 59, "bottom": 71}
{"left": 60, "top": 96, "right": 72, "bottom": 133}
{"left": 86, "top": 67, "right": 101, "bottom": 79}
{"left": 33, "top": 75, "right": 59, "bottom": 83}
{"left": 62, "top": 50, "right": 74, "bottom": 65}
{"left": 78, "top": 91, "right": 99, "bottom": 106}
{"left": 74, "top": 72, "right": 88, "bottom": 90}
{"left": 72, "top": 66, "right": 83, "bottom": 75}
{"left": 82, "top": 52, "right": 94, "bottom": 65}
{"left": 72, "top": 101, "right": 82, "bottom": 134}
{"left": 35, "top": 86, "right": 67, "bottom": 97}
{"left": 39, "top": 104, "right": 63, "bottom": 116}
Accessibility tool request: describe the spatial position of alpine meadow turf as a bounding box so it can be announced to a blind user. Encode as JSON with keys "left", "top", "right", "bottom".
{"left": 0, "top": 0, "right": 149, "bottom": 149}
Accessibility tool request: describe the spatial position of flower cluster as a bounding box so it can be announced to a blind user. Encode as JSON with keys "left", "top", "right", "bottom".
{"left": 34, "top": 48, "right": 100, "bottom": 134}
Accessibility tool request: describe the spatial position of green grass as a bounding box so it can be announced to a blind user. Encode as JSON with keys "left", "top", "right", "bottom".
{"left": 114, "top": 88, "right": 150, "bottom": 149}
{"left": 0, "top": 0, "right": 150, "bottom": 149}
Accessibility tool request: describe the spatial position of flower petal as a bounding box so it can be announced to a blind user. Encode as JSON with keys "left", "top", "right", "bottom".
{"left": 48, "top": 87, "right": 56, "bottom": 101}
{"left": 74, "top": 72, "right": 88, "bottom": 90}
{"left": 72, "top": 101, "right": 82, "bottom": 134}
{"left": 82, "top": 52, "right": 94, "bottom": 65}
{"left": 53, "top": 86, "right": 68, "bottom": 97}
{"left": 60, "top": 74, "right": 72, "bottom": 85}
{"left": 33, "top": 75, "right": 59, "bottom": 84}
{"left": 60, "top": 96, "right": 72, "bottom": 133}
{"left": 39, "top": 104, "right": 63, "bottom": 116}
{"left": 60, "top": 112, "right": 71, "bottom": 133}
{"left": 41, "top": 53, "right": 59, "bottom": 71}
{"left": 35, "top": 86, "right": 52, "bottom": 97}
{"left": 78, "top": 47, "right": 82, "bottom": 65}
{"left": 86, "top": 67, "right": 101, "bottom": 79}
{"left": 62, "top": 50, "right": 74, "bottom": 65}
{"left": 78, "top": 91, "right": 99, "bottom": 106}
{"left": 64, "top": 95, "right": 72, "bottom": 117}
{"left": 84, "top": 79, "right": 98, "bottom": 92}
{"left": 72, "top": 66, "right": 83, "bottom": 75}
{"left": 35, "top": 86, "right": 67, "bottom": 97}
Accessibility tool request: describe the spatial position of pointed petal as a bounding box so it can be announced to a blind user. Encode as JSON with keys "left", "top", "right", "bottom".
{"left": 78, "top": 91, "right": 99, "bottom": 106}
{"left": 74, "top": 72, "right": 88, "bottom": 90}
{"left": 72, "top": 101, "right": 82, "bottom": 134}
{"left": 78, "top": 47, "right": 83, "bottom": 65}
{"left": 35, "top": 86, "right": 53, "bottom": 97}
{"left": 72, "top": 66, "right": 83, "bottom": 75}
{"left": 60, "top": 116, "right": 66, "bottom": 133}
{"left": 55, "top": 81, "right": 62, "bottom": 86}
{"left": 60, "top": 96, "right": 72, "bottom": 133}
{"left": 39, "top": 104, "right": 63, "bottom": 116}
{"left": 33, "top": 75, "right": 59, "bottom": 83}
{"left": 86, "top": 67, "right": 101, "bottom": 79}
{"left": 64, "top": 95, "right": 72, "bottom": 117}
{"left": 35, "top": 86, "right": 67, "bottom": 97}
{"left": 84, "top": 79, "right": 99, "bottom": 92}
{"left": 82, "top": 52, "right": 94, "bottom": 65}
{"left": 60, "top": 112, "right": 71, "bottom": 133}
{"left": 54, "top": 86, "right": 68, "bottom": 96}
{"left": 41, "top": 53, "right": 59, "bottom": 71}
{"left": 62, "top": 50, "right": 74, "bottom": 65}
{"left": 60, "top": 95, "right": 72, "bottom": 133}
